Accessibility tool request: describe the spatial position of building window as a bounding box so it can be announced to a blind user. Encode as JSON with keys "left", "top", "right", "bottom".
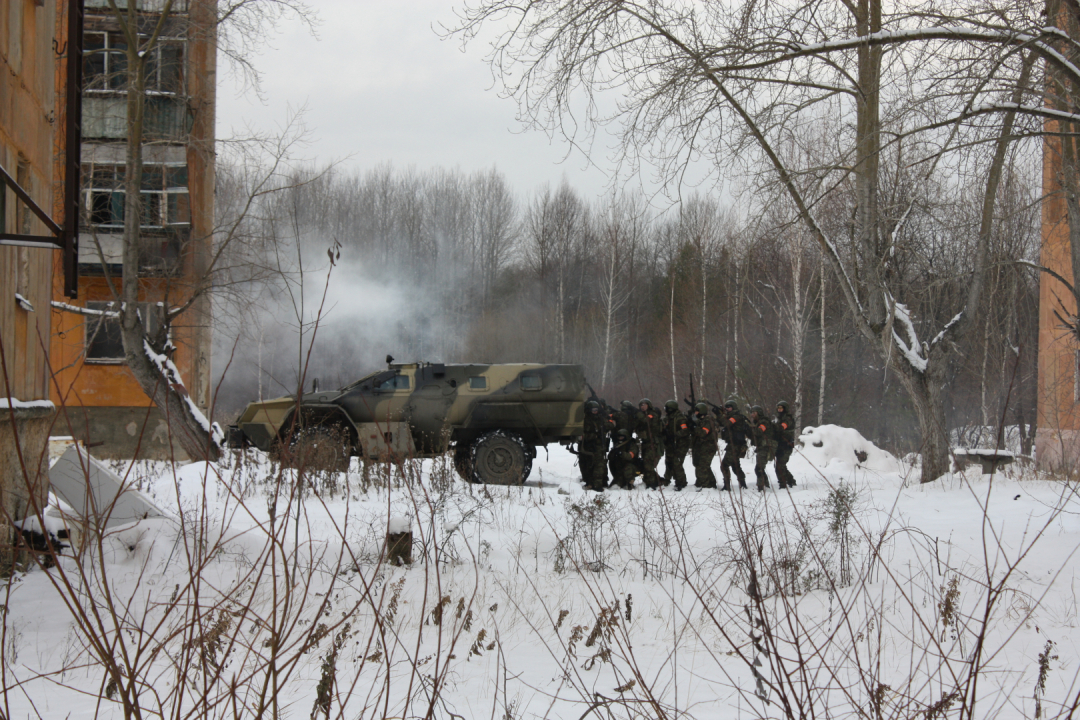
{"left": 85, "top": 301, "right": 161, "bottom": 363}
{"left": 84, "top": 33, "right": 184, "bottom": 95}
{"left": 83, "top": 163, "right": 189, "bottom": 229}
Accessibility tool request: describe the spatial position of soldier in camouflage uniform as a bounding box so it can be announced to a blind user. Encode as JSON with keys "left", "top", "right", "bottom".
{"left": 749, "top": 405, "right": 776, "bottom": 492}
{"left": 773, "top": 400, "right": 797, "bottom": 489}
{"left": 661, "top": 400, "right": 691, "bottom": 489}
{"left": 636, "top": 399, "right": 664, "bottom": 489}
{"left": 580, "top": 400, "right": 612, "bottom": 491}
{"left": 608, "top": 428, "right": 640, "bottom": 489}
{"left": 615, "top": 400, "right": 639, "bottom": 436}
{"left": 719, "top": 399, "right": 750, "bottom": 491}
{"left": 690, "top": 402, "right": 718, "bottom": 489}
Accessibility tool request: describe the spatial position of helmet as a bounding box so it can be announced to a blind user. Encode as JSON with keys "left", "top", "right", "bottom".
{"left": 750, "top": 405, "right": 764, "bottom": 417}
{"left": 615, "top": 429, "right": 630, "bottom": 441}
{"left": 724, "top": 399, "right": 739, "bottom": 413}
{"left": 664, "top": 400, "right": 679, "bottom": 413}
{"left": 621, "top": 400, "right": 635, "bottom": 411}
{"left": 776, "top": 400, "right": 790, "bottom": 414}
{"left": 639, "top": 398, "right": 652, "bottom": 410}
{"left": 586, "top": 400, "right": 600, "bottom": 412}
{"left": 695, "top": 402, "right": 709, "bottom": 415}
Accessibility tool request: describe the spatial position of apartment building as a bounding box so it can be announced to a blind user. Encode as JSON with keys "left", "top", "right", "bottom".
{"left": 50, "top": 0, "right": 216, "bottom": 459}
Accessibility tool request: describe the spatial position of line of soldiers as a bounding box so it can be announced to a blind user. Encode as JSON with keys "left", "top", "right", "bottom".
{"left": 576, "top": 396, "right": 798, "bottom": 493}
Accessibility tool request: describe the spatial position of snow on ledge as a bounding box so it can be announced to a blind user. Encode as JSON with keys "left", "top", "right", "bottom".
{"left": 954, "top": 448, "right": 1015, "bottom": 458}
{"left": 0, "top": 398, "right": 56, "bottom": 411}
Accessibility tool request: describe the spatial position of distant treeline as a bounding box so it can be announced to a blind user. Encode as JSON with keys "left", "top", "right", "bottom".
{"left": 212, "top": 161, "right": 1040, "bottom": 456}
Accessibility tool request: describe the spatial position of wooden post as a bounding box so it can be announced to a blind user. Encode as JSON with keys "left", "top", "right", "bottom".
{"left": 386, "top": 516, "right": 412, "bottom": 566}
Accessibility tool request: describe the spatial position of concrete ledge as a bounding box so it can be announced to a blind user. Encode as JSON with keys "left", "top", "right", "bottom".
{"left": 0, "top": 406, "right": 56, "bottom": 568}
{"left": 51, "top": 406, "right": 191, "bottom": 461}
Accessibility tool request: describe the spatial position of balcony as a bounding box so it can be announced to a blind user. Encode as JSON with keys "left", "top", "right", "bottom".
{"left": 82, "top": 96, "right": 191, "bottom": 142}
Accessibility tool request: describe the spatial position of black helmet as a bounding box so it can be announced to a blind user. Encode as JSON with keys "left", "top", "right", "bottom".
{"left": 776, "top": 400, "right": 791, "bottom": 414}
{"left": 750, "top": 405, "right": 764, "bottom": 417}
{"left": 586, "top": 399, "right": 600, "bottom": 412}
{"left": 639, "top": 398, "right": 653, "bottom": 410}
{"left": 664, "top": 399, "right": 679, "bottom": 413}
{"left": 694, "top": 402, "right": 709, "bottom": 415}
{"left": 621, "top": 400, "right": 635, "bottom": 411}
{"left": 724, "top": 398, "right": 739, "bottom": 412}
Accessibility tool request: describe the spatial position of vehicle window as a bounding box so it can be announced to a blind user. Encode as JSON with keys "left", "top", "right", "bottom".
{"left": 376, "top": 374, "right": 410, "bottom": 391}
{"left": 521, "top": 375, "right": 542, "bottom": 391}
{"left": 469, "top": 376, "right": 487, "bottom": 390}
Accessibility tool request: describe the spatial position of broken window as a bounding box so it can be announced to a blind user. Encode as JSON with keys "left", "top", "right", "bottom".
{"left": 85, "top": 301, "right": 162, "bottom": 363}
{"left": 82, "top": 163, "right": 189, "bottom": 229}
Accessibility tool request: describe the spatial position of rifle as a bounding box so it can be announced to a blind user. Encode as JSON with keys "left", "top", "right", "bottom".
{"left": 684, "top": 373, "right": 696, "bottom": 411}
{"left": 587, "top": 382, "right": 601, "bottom": 405}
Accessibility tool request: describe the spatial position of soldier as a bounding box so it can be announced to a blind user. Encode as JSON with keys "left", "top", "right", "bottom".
{"left": 615, "top": 400, "right": 639, "bottom": 435}
{"left": 580, "top": 400, "right": 610, "bottom": 491}
{"left": 636, "top": 399, "right": 664, "bottom": 488}
{"left": 608, "top": 428, "right": 640, "bottom": 489}
{"left": 661, "top": 399, "right": 691, "bottom": 489}
{"left": 719, "top": 399, "right": 750, "bottom": 490}
{"left": 690, "top": 402, "right": 719, "bottom": 489}
{"left": 749, "top": 405, "right": 776, "bottom": 492}
{"left": 773, "top": 400, "right": 797, "bottom": 489}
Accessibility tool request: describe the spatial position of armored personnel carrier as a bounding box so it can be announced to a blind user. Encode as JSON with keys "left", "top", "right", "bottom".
{"left": 226, "top": 360, "right": 586, "bottom": 484}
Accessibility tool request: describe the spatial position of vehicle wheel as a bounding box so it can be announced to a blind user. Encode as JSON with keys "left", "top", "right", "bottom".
{"left": 470, "top": 431, "right": 532, "bottom": 485}
{"left": 453, "top": 445, "right": 474, "bottom": 481}
{"left": 289, "top": 425, "right": 352, "bottom": 473}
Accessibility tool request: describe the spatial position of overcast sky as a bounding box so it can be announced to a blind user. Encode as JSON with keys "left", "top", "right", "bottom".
{"left": 214, "top": 1, "right": 631, "bottom": 201}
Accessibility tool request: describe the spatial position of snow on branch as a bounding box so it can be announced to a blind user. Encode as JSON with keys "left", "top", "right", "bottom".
{"left": 51, "top": 300, "right": 120, "bottom": 318}
{"left": 142, "top": 339, "right": 225, "bottom": 450}
{"left": 886, "top": 293, "right": 928, "bottom": 373}
{"left": 930, "top": 311, "right": 964, "bottom": 349}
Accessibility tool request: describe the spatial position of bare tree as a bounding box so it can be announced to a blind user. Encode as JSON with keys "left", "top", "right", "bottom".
{"left": 453, "top": 0, "right": 1046, "bottom": 482}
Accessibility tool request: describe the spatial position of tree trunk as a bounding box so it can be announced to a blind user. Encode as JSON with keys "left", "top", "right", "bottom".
{"left": 819, "top": 254, "right": 826, "bottom": 426}
{"left": 118, "top": 3, "right": 221, "bottom": 462}
{"left": 895, "top": 363, "right": 951, "bottom": 483}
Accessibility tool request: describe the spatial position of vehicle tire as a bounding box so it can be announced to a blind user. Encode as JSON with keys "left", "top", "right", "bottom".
{"left": 289, "top": 425, "right": 352, "bottom": 473}
{"left": 470, "top": 430, "right": 532, "bottom": 485}
{"left": 453, "top": 445, "right": 474, "bottom": 481}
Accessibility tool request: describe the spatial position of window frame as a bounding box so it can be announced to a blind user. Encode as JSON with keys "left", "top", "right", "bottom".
{"left": 82, "top": 162, "right": 190, "bottom": 230}
{"left": 375, "top": 374, "right": 411, "bottom": 392}
{"left": 83, "top": 32, "right": 186, "bottom": 96}
{"left": 84, "top": 301, "right": 163, "bottom": 364}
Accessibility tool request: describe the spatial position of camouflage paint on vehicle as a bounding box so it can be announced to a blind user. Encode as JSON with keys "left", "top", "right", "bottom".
{"left": 228, "top": 362, "right": 586, "bottom": 461}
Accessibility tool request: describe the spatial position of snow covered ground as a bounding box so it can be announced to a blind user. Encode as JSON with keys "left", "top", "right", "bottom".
{"left": 3, "top": 425, "right": 1080, "bottom": 719}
